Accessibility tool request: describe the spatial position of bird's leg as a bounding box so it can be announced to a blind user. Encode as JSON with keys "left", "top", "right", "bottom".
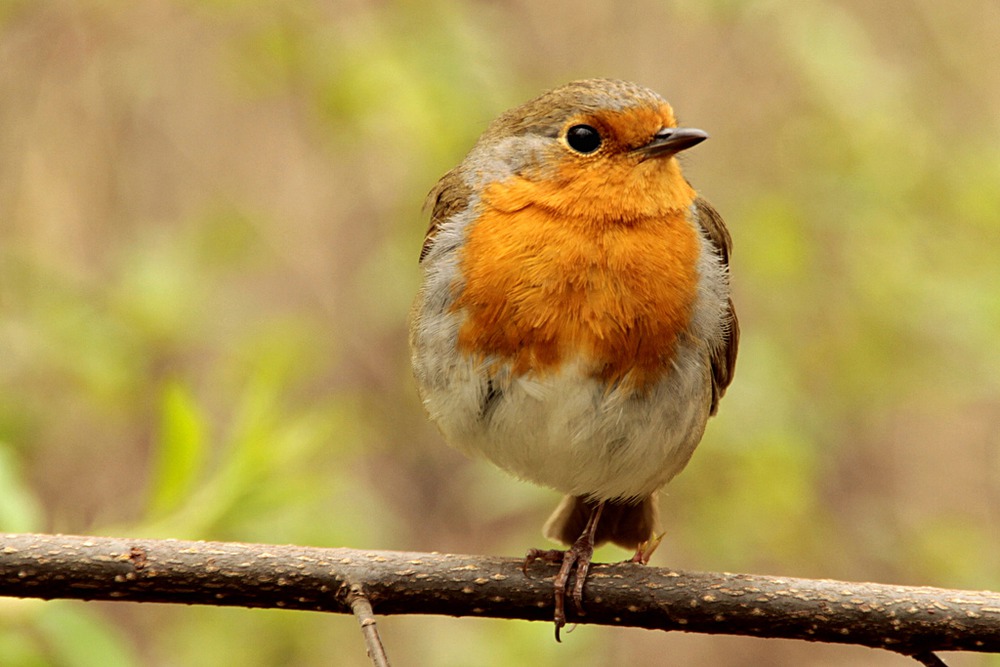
{"left": 563, "top": 502, "right": 604, "bottom": 621}
{"left": 524, "top": 501, "right": 605, "bottom": 641}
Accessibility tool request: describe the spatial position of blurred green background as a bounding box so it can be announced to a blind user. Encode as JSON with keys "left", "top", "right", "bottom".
{"left": 1, "top": 0, "right": 999, "bottom": 665}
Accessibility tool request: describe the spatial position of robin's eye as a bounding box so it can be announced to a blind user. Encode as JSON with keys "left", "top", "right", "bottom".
{"left": 565, "top": 124, "right": 602, "bottom": 154}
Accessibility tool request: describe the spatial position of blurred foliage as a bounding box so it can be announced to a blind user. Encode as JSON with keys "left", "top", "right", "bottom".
{"left": 1, "top": 0, "right": 999, "bottom": 665}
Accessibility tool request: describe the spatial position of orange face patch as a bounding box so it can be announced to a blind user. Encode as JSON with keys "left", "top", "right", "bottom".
{"left": 576, "top": 103, "right": 678, "bottom": 153}
{"left": 452, "top": 157, "right": 700, "bottom": 393}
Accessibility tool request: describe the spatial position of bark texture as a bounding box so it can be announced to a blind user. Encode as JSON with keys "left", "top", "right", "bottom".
{"left": 2, "top": 532, "right": 998, "bottom": 658}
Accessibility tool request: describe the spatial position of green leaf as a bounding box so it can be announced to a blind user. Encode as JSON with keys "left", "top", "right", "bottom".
{"left": 0, "top": 444, "right": 43, "bottom": 533}
{"left": 147, "top": 381, "right": 206, "bottom": 517}
{"left": 37, "top": 604, "right": 137, "bottom": 667}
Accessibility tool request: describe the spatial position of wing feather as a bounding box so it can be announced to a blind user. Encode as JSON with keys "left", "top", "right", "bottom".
{"left": 693, "top": 197, "right": 739, "bottom": 415}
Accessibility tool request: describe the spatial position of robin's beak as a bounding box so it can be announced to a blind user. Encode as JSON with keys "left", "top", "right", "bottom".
{"left": 635, "top": 127, "right": 708, "bottom": 160}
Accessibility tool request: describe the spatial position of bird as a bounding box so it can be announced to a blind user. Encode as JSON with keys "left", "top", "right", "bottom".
{"left": 409, "top": 78, "right": 738, "bottom": 638}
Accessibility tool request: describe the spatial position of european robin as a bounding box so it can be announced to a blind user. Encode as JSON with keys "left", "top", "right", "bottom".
{"left": 409, "top": 78, "right": 738, "bottom": 638}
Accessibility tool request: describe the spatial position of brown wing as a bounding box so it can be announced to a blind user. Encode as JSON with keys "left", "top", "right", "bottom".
{"left": 694, "top": 196, "right": 739, "bottom": 415}
{"left": 419, "top": 168, "right": 472, "bottom": 263}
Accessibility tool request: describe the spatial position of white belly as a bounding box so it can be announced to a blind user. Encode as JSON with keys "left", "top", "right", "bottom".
{"left": 414, "top": 348, "right": 713, "bottom": 502}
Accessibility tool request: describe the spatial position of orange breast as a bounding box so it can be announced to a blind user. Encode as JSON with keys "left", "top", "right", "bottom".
{"left": 453, "top": 169, "right": 700, "bottom": 393}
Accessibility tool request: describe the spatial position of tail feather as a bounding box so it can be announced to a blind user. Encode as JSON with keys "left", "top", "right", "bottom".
{"left": 543, "top": 493, "right": 660, "bottom": 550}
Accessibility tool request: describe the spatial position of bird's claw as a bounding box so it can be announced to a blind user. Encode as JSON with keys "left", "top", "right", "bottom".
{"left": 629, "top": 531, "right": 665, "bottom": 565}
{"left": 521, "top": 542, "right": 594, "bottom": 641}
{"left": 522, "top": 548, "right": 565, "bottom": 577}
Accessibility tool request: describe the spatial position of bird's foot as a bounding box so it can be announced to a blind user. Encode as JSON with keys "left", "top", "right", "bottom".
{"left": 523, "top": 532, "right": 596, "bottom": 641}
{"left": 629, "top": 531, "right": 665, "bottom": 565}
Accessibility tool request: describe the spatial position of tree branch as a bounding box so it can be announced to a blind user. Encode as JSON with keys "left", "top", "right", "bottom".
{"left": 2, "top": 533, "right": 998, "bottom": 663}
{"left": 348, "top": 587, "right": 391, "bottom": 667}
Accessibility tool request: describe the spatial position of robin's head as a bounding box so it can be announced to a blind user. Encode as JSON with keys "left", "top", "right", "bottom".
{"left": 459, "top": 79, "right": 706, "bottom": 224}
